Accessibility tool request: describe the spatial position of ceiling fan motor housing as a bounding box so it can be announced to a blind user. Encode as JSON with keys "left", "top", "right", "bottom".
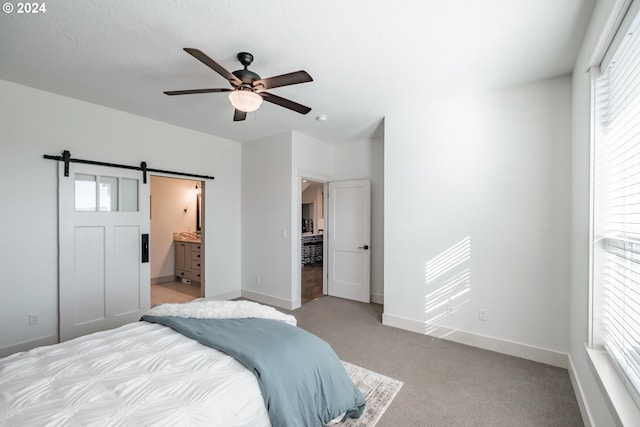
{"left": 232, "top": 68, "right": 261, "bottom": 86}
{"left": 232, "top": 52, "right": 261, "bottom": 86}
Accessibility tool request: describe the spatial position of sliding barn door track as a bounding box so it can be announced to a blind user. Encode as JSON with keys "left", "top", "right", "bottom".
{"left": 43, "top": 150, "right": 215, "bottom": 183}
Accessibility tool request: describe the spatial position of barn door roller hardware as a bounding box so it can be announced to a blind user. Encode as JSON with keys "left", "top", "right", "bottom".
{"left": 43, "top": 150, "right": 215, "bottom": 183}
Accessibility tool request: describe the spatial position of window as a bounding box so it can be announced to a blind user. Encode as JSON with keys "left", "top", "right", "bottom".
{"left": 592, "top": 4, "right": 640, "bottom": 407}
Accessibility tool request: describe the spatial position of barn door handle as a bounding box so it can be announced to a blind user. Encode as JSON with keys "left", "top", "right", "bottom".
{"left": 141, "top": 234, "right": 149, "bottom": 263}
{"left": 358, "top": 245, "right": 369, "bottom": 250}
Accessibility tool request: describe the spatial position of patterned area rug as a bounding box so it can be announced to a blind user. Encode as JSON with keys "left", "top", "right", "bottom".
{"left": 342, "top": 361, "right": 403, "bottom": 427}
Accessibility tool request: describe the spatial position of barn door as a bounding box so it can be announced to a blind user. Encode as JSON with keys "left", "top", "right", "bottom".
{"left": 58, "top": 162, "right": 150, "bottom": 341}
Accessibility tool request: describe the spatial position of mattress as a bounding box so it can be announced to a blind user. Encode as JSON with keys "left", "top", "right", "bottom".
{"left": 0, "top": 321, "right": 271, "bottom": 426}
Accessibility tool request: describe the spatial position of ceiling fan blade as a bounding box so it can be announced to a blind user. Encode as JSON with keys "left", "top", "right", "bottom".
{"left": 253, "top": 70, "right": 313, "bottom": 90}
{"left": 260, "top": 92, "right": 311, "bottom": 114}
{"left": 164, "top": 88, "right": 232, "bottom": 96}
{"left": 234, "top": 109, "right": 247, "bottom": 121}
{"left": 183, "top": 48, "right": 242, "bottom": 86}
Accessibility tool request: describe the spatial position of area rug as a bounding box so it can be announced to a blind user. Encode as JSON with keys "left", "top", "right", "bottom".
{"left": 342, "top": 361, "right": 403, "bottom": 427}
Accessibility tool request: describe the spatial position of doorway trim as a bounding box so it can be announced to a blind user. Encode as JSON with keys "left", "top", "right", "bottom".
{"left": 295, "top": 169, "right": 331, "bottom": 308}
{"left": 149, "top": 173, "right": 206, "bottom": 299}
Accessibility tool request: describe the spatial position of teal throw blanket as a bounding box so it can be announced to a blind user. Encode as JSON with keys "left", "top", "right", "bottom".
{"left": 141, "top": 315, "right": 365, "bottom": 427}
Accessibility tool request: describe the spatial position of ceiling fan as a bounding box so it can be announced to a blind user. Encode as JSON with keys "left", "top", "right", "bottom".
{"left": 164, "top": 48, "right": 313, "bottom": 121}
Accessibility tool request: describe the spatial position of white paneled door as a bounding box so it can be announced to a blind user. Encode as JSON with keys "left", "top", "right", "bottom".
{"left": 328, "top": 179, "right": 371, "bottom": 303}
{"left": 58, "top": 163, "right": 150, "bottom": 341}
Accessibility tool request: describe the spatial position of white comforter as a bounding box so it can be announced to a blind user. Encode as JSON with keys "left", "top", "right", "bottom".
{"left": 145, "top": 299, "right": 296, "bottom": 325}
{"left": 0, "top": 314, "right": 273, "bottom": 426}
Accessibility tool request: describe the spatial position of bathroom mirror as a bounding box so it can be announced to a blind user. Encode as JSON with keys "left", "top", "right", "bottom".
{"left": 195, "top": 182, "right": 202, "bottom": 232}
{"left": 302, "top": 202, "right": 313, "bottom": 233}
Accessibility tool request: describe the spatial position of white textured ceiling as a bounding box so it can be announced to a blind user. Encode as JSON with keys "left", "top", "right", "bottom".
{"left": 0, "top": 0, "right": 595, "bottom": 144}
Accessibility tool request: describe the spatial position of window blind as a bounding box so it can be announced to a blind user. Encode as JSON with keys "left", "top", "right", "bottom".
{"left": 594, "top": 6, "right": 640, "bottom": 406}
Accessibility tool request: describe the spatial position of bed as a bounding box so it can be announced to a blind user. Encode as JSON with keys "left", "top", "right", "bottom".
{"left": 0, "top": 300, "right": 365, "bottom": 426}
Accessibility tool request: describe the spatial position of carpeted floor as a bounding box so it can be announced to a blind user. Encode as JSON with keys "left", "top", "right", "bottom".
{"left": 283, "top": 296, "right": 584, "bottom": 427}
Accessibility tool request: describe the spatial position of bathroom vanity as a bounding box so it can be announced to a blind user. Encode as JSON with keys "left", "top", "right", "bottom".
{"left": 174, "top": 233, "right": 202, "bottom": 284}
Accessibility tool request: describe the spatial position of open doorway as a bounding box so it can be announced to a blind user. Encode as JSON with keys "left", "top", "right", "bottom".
{"left": 301, "top": 179, "right": 325, "bottom": 304}
{"left": 150, "top": 176, "right": 204, "bottom": 306}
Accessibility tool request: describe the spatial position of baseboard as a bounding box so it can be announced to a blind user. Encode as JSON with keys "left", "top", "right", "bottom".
{"left": 241, "top": 289, "right": 295, "bottom": 310}
{"left": 205, "top": 289, "right": 242, "bottom": 301}
{"left": 382, "top": 312, "right": 568, "bottom": 368}
{"left": 0, "top": 334, "right": 58, "bottom": 358}
{"left": 151, "top": 275, "right": 175, "bottom": 285}
{"left": 371, "top": 293, "right": 384, "bottom": 305}
{"left": 568, "top": 354, "right": 594, "bottom": 427}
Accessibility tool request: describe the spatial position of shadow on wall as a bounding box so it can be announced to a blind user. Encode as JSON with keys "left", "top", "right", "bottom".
{"left": 424, "top": 236, "right": 472, "bottom": 337}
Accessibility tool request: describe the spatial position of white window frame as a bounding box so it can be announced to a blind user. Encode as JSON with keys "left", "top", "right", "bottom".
{"left": 588, "top": 1, "right": 640, "bottom": 425}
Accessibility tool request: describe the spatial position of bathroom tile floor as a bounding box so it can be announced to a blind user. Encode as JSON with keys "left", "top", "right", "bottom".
{"left": 151, "top": 281, "right": 201, "bottom": 307}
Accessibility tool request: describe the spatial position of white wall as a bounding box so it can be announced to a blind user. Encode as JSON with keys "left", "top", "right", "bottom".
{"left": 293, "top": 132, "right": 334, "bottom": 175}
{"left": 0, "top": 80, "right": 242, "bottom": 355}
{"left": 241, "top": 132, "right": 295, "bottom": 307}
{"left": 242, "top": 130, "right": 385, "bottom": 309}
{"left": 150, "top": 176, "right": 200, "bottom": 281}
{"left": 384, "top": 76, "right": 572, "bottom": 367}
{"left": 569, "top": 0, "right": 619, "bottom": 425}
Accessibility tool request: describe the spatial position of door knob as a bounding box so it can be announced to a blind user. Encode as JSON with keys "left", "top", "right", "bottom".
{"left": 358, "top": 245, "right": 369, "bottom": 250}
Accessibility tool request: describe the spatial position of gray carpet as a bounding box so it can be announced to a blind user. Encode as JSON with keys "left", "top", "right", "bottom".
{"left": 283, "top": 296, "right": 583, "bottom": 427}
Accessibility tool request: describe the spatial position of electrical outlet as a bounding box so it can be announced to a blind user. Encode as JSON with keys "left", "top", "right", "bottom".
{"left": 255, "top": 274, "right": 261, "bottom": 284}
{"left": 478, "top": 309, "right": 488, "bottom": 321}
{"left": 28, "top": 312, "right": 40, "bottom": 326}
{"left": 447, "top": 303, "right": 454, "bottom": 314}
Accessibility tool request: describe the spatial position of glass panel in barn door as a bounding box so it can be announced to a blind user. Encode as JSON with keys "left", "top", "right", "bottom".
{"left": 121, "top": 178, "right": 138, "bottom": 212}
{"left": 75, "top": 174, "right": 97, "bottom": 211}
{"left": 99, "top": 176, "right": 118, "bottom": 211}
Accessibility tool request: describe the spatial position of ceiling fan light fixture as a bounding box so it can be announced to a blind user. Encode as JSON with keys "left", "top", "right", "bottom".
{"left": 164, "top": 49, "right": 312, "bottom": 121}
{"left": 228, "top": 90, "right": 263, "bottom": 112}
